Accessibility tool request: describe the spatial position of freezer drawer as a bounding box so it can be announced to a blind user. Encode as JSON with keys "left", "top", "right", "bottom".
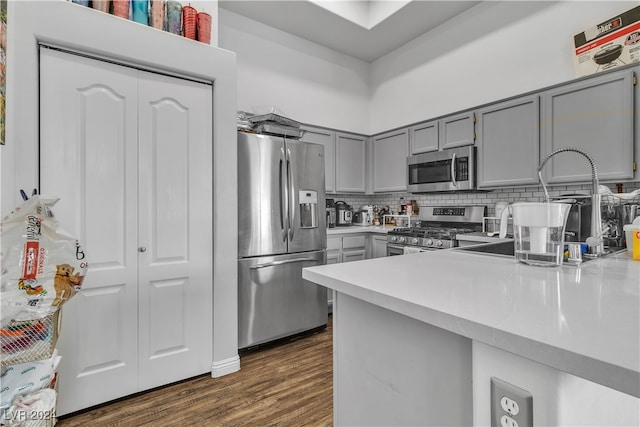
{"left": 238, "top": 250, "right": 328, "bottom": 349}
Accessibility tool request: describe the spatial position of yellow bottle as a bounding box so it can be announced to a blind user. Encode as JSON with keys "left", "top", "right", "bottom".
{"left": 632, "top": 230, "right": 640, "bottom": 261}
{"left": 625, "top": 221, "right": 640, "bottom": 261}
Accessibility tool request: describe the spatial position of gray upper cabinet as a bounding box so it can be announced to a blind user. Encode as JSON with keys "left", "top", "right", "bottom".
{"left": 477, "top": 95, "right": 540, "bottom": 188}
{"left": 541, "top": 69, "right": 635, "bottom": 183}
{"left": 372, "top": 129, "right": 409, "bottom": 192}
{"left": 302, "top": 125, "right": 336, "bottom": 193}
{"left": 336, "top": 132, "right": 367, "bottom": 193}
{"left": 409, "top": 120, "right": 438, "bottom": 154}
{"left": 440, "top": 111, "right": 476, "bottom": 149}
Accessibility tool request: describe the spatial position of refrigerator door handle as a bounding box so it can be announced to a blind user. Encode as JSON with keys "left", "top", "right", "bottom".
{"left": 250, "top": 257, "right": 318, "bottom": 269}
{"left": 287, "top": 148, "right": 295, "bottom": 242}
{"left": 280, "top": 148, "right": 288, "bottom": 243}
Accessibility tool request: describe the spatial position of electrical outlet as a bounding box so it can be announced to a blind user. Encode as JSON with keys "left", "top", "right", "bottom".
{"left": 500, "top": 415, "right": 519, "bottom": 427}
{"left": 491, "top": 377, "right": 533, "bottom": 427}
{"left": 501, "top": 396, "right": 520, "bottom": 415}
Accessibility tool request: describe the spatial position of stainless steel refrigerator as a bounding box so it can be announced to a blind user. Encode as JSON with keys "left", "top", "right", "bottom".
{"left": 237, "top": 131, "right": 328, "bottom": 349}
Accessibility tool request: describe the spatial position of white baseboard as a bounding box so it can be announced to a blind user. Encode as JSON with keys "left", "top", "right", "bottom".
{"left": 211, "top": 355, "right": 241, "bottom": 378}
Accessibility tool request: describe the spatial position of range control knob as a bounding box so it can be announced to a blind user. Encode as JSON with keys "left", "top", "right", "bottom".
{"left": 411, "top": 237, "right": 420, "bottom": 245}
{"left": 390, "top": 236, "right": 397, "bottom": 242}
{"left": 435, "top": 240, "right": 444, "bottom": 247}
{"left": 398, "top": 236, "right": 406, "bottom": 243}
{"left": 425, "top": 238, "right": 433, "bottom": 246}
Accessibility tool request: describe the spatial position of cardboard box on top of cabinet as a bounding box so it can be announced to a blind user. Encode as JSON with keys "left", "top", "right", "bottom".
{"left": 573, "top": 5, "right": 640, "bottom": 77}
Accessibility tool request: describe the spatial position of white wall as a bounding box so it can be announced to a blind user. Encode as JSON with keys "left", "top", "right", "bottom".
{"left": 220, "top": 1, "right": 637, "bottom": 136}
{"left": 369, "top": 1, "right": 639, "bottom": 134}
{"left": 218, "top": 8, "right": 371, "bottom": 134}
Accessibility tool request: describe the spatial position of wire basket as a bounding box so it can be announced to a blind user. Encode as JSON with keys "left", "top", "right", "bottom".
{"left": 601, "top": 194, "right": 640, "bottom": 206}
{"left": 600, "top": 194, "right": 640, "bottom": 247}
{"left": 1, "top": 309, "right": 61, "bottom": 367}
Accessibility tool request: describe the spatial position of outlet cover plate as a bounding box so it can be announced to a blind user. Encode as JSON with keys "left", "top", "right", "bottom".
{"left": 491, "top": 377, "right": 533, "bottom": 427}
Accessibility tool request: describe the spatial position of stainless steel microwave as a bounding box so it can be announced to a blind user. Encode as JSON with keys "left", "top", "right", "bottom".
{"left": 407, "top": 146, "right": 476, "bottom": 192}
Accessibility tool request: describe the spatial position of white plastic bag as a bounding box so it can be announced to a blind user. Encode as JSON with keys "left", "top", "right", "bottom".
{"left": 1, "top": 195, "right": 87, "bottom": 318}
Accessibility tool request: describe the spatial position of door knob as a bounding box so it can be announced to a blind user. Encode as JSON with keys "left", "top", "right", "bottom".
{"left": 138, "top": 247, "right": 147, "bottom": 252}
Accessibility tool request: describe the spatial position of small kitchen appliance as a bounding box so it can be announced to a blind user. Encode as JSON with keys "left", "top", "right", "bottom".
{"left": 352, "top": 209, "right": 369, "bottom": 227}
{"left": 387, "top": 205, "right": 486, "bottom": 255}
{"left": 326, "top": 198, "right": 336, "bottom": 228}
{"left": 361, "top": 205, "right": 374, "bottom": 225}
{"left": 335, "top": 201, "right": 352, "bottom": 227}
{"left": 407, "top": 146, "right": 476, "bottom": 193}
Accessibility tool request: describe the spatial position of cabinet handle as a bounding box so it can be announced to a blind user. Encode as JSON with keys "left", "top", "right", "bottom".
{"left": 138, "top": 247, "right": 147, "bottom": 253}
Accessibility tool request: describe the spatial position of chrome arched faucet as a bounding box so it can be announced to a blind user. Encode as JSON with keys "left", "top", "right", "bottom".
{"left": 538, "top": 147, "right": 605, "bottom": 256}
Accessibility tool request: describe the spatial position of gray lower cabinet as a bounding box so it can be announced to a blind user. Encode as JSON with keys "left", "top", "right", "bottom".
{"left": 336, "top": 132, "right": 367, "bottom": 193}
{"left": 477, "top": 95, "right": 540, "bottom": 188}
{"left": 440, "top": 110, "right": 476, "bottom": 149}
{"left": 328, "top": 233, "right": 387, "bottom": 262}
{"left": 301, "top": 125, "right": 336, "bottom": 193}
{"left": 369, "top": 235, "right": 388, "bottom": 258}
{"left": 372, "top": 129, "right": 409, "bottom": 192}
{"left": 327, "top": 251, "right": 341, "bottom": 264}
{"left": 541, "top": 69, "right": 635, "bottom": 183}
{"left": 342, "top": 235, "right": 367, "bottom": 261}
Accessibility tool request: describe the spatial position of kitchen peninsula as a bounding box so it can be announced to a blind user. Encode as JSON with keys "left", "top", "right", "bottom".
{"left": 302, "top": 249, "right": 640, "bottom": 426}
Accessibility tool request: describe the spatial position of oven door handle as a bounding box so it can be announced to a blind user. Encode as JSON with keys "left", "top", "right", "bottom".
{"left": 450, "top": 152, "right": 457, "bottom": 187}
{"left": 387, "top": 244, "right": 406, "bottom": 250}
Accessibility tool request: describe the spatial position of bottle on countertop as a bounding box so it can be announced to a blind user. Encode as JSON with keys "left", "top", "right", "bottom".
{"left": 398, "top": 197, "right": 405, "bottom": 215}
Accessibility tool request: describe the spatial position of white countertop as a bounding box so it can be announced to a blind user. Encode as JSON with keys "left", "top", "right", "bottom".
{"left": 327, "top": 226, "right": 390, "bottom": 235}
{"left": 303, "top": 248, "right": 640, "bottom": 397}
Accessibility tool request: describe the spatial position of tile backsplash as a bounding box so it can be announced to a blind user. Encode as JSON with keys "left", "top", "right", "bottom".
{"left": 329, "top": 182, "right": 640, "bottom": 217}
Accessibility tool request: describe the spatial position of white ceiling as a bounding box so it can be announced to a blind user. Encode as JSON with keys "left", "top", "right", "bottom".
{"left": 218, "top": 0, "right": 481, "bottom": 62}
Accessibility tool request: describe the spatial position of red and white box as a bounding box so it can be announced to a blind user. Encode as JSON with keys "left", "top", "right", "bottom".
{"left": 573, "top": 5, "right": 640, "bottom": 77}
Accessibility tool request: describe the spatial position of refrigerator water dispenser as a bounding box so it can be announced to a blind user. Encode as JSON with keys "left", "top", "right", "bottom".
{"left": 299, "top": 190, "right": 318, "bottom": 228}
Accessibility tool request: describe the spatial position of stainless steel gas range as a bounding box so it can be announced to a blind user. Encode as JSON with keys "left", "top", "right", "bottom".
{"left": 387, "top": 205, "right": 487, "bottom": 256}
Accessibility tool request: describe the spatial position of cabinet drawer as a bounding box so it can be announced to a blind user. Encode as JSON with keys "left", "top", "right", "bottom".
{"left": 343, "top": 235, "right": 366, "bottom": 250}
{"left": 342, "top": 250, "right": 366, "bottom": 263}
{"left": 327, "top": 236, "right": 342, "bottom": 251}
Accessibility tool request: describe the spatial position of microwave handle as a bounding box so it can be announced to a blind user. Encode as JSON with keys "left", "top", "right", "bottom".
{"left": 450, "top": 152, "right": 457, "bottom": 187}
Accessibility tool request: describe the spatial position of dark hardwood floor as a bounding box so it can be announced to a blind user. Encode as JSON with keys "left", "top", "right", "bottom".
{"left": 56, "top": 317, "right": 333, "bottom": 426}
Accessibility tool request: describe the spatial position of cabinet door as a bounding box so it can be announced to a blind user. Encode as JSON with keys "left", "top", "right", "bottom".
{"left": 477, "top": 95, "right": 540, "bottom": 188}
{"left": 302, "top": 125, "right": 336, "bottom": 193}
{"left": 542, "top": 70, "right": 634, "bottom": 183}
{"left": 371, "top": 235, "right": 388, "bottom": 258}
{"left": 410, "top": 120, "right": 439, "bottom": 154}
{"left": 137, "top": 70, "right": 213, "bottom": 389}
{"left": 440, "top": 111, "right": 476, "bottom": 149}
{"left": 327, "top": 251, "right": 342, "bottom": 264}
{"left": 373, "top": 129, "right": 409, "bottom": 192}
{"left": 336, "top": 132, "right": 366, "bottom": 192}
{"left": 40, "top": 48, "right": 140, "bottom": 414}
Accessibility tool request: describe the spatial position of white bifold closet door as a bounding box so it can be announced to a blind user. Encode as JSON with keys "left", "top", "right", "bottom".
{"left": 39, "top": 47, "right": 213, "bottom": 416}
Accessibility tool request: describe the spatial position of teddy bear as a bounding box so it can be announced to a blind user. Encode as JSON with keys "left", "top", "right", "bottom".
{"left": 52, "top": 263, "right": 81, "bottom": 307}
